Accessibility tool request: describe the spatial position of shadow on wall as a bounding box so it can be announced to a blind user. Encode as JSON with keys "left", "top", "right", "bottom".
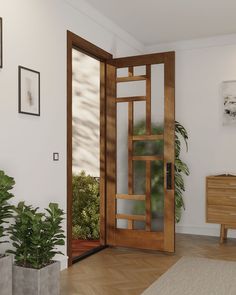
{"left": 72, "top": 50, "right": 100, "bottom": 177}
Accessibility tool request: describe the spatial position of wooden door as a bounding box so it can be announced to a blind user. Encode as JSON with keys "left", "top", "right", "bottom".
{"left": 106, "top": 52, "right": 175, "bottom": 252}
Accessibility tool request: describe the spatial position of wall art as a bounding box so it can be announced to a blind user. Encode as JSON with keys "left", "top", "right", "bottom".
{"left": 18, "top": 66, "right": 40, "bottom": 116}
{"left": 222, "top": 80, "right": 236, "bottom": 125}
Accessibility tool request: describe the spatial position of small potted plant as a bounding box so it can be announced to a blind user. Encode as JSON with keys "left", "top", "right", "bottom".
{"left": 8, "top": 202, "right": 65, "bottom": 295}
{"left": 0, "top": 170, "right": 15, "bottom": 295}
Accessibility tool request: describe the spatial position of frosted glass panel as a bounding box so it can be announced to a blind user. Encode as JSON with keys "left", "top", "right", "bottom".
{"left": 133, "top": 161, "right": 146, "bottom": 195}
{"left": 117, "top": 219, "right": 128, "bottom": 229}
{"left": 115, "top": 63, "right": 166, "bottom": 233}
{"left": 151, "top": 160, "right": 164, "bottom": 232}
{"left": 134, "top": 221, "right": 145, "bottom": 230}
{"left": 151, "top": 64, "right": 164, "bottom": 134}
{"left": 117, "top": 80, "right": 146, "bottom": 98}
{"left": 134, "top": 140, "right": 164, "bottom": 156}
{"left": 134, "top": 66, "right": 146, "bottom": 76}
{"left": 133, "top": 101, "right": 146, "bottom": 135}
{"left": 116, "top": 103, "right": 128, "bottom": 194}
{"left": 117, "top": 199, "right": 145, "bottom": 215}
{"left": 117, "top": 68, "right": 128, "bottom": 77}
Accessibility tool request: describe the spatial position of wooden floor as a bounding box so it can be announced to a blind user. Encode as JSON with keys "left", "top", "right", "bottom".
{"left": 61, "top": 234, "right": 236, "bottom": 295}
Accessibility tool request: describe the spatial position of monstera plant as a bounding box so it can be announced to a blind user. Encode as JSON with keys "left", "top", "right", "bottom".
{"left": 175, "top": 121, "right": 190, "bottom": 222}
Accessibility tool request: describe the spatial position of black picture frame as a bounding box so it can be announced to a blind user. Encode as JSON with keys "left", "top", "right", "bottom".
{"left": 18, "top": 66, "right": 40, "bottom": 116}
{"left": 0, "top": 17, "right": 2, "bottom": 68}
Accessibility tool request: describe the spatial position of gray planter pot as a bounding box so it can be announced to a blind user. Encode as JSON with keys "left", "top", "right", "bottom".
{"left": 0, "top": 255, "right": 13, "bottom": 295}
{"left": 13, "top": 261, "right": 60, "bottom": 295}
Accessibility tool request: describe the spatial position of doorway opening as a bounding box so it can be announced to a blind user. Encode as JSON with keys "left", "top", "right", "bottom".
{"left": 67, "top": 31, "right": 112, "bottom": 266}
{"left": 71, "top": 49, "right": 101, "bottom": 260}
{"left": 67, "top": 31, "right": 175, "bottom": 267}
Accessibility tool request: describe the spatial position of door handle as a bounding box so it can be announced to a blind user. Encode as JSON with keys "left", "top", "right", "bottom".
{"left": 166, "top": 163, "right": 172, "bottom": 190}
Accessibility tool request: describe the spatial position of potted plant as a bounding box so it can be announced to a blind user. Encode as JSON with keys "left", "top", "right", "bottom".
{"left": 0, "top": 170, "right": 15, "bottom": 295}
{"left": 8, "top": 202, "right": 65, "bottom": 295}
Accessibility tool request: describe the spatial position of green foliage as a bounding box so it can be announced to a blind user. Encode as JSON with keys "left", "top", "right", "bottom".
{"left": 0, "top": 170, "right": 15, "bottom": 244}
{"left": 175, "top": 121, "right": 190, "bottom": 222}
{"left": 133, "top": 121, "right": 189, "bottom": 223}
{"left": 72, "top": 171, "right": 100, "bottom": 240}
{"left": 8, "top": 202, "right": 65, "bottom": 269}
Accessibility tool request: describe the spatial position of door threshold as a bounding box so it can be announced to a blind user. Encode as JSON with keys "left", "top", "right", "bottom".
{"left": 72, "top": 245, "right": 108, "bottom": 264}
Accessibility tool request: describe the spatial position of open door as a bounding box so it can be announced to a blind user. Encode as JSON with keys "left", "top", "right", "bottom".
{"left": 106, "top": 52, "right": 175, "bottom": 252}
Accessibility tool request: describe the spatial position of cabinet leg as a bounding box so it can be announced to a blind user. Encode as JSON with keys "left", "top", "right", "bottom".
{"left": 220, "top": 224, "right": 227, "bottom": 243}
{"left": 224, "top": 226, "right": 228, "bottom": 241}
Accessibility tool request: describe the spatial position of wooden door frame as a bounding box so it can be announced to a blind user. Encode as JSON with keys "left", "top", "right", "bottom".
{"left": 106, "top": 52, "right": 175, "bottom": 252}
{"left": 67, "top": 31, "right": 112, "bottom": 266}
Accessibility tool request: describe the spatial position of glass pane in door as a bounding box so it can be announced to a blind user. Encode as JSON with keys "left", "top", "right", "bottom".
{"left": 115, "top": 63, "right": 165, "bottom": 233}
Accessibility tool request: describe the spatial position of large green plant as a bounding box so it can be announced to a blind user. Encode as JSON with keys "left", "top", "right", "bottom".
{"left": 72, "top": 171, "right": 100, "bottom": 240}
{"left": 133, "top": 121, "right": 189, "bottom": 222}
{"left": 175, "top": 121, "right": 190, "bottom": 222}
{"left": 0, "top": 170, "right": 15, "bottom": 246}
{"left": 8, "top": 202, "right": 65, "bottom": 269}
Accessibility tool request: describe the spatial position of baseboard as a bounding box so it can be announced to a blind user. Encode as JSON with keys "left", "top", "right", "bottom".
{"left": 55, "top": 256, "right": 68, "bottom": 270}
{"left": 176, "top": 224, "right": 236, "bottom": 238}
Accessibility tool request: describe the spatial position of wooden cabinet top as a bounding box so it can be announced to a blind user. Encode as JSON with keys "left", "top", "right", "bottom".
{"left": 207, "top": 174, "right": 236, "bottom": 179}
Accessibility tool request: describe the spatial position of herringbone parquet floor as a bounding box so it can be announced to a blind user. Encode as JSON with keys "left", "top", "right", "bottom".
{"left": 60, "top": 234, "right": 236, "bottom": 295}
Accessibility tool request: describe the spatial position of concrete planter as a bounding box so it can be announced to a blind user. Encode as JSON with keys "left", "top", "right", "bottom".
{"left": 0, "top": 255, "right": 13, "bottom": 295}
{"left": 13, "top": 261, "right": 60, "bottom": 295}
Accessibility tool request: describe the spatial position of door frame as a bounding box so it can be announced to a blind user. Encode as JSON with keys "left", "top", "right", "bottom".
{"left": 67, "top": 31, "right": 112, "bottom": 266}
{"left": 106, "top": 52, "right": 175, "bottom": 252}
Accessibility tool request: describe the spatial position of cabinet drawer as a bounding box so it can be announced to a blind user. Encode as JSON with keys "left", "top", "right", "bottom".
{"left": 207, "top": 178, "right": 236, "bottom": 189}
{"left": 207, "top": 205, "right": 236, "bottom": 224}
{"left": 207, "top": 188, "right": 236, "bottom": 206}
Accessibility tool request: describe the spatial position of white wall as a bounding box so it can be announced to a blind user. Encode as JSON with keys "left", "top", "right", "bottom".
{"left": 147, "top": 36, "right": 236, "bottom": 238}
{"left": 0, "top": 0, "right": 142, "bottom": 269}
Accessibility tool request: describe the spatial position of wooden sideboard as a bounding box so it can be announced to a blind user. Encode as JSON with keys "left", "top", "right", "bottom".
{"left": 206, "top": 175, "right": 236, "bottom": 243}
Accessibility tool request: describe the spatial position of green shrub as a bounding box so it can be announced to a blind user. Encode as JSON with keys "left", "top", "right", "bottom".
{"left": 8, "top": 202, "right": 65, "bottom": 269}
{"left": 0, "top": 170, "right": 15, "bottom": 245}
{"left": 72, "top": 171, "right": 100, "bottom": 240}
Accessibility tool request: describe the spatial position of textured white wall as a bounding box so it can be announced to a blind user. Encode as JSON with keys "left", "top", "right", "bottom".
{"left": 0, "top": 0, "right": 142, "bottom": 269}
{"left": 72, "top": 50, "right": 100, "bottom": 177}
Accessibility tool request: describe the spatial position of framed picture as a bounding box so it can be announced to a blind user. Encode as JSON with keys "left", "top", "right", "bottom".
{"left": 18, "top": 66, "right": 40, "bottom": 116}
{"left": 0, "top": 17, "right": 2, "bottom": 68}
{"left": 222, "top": 80, "right": 236, "bottom": 125}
